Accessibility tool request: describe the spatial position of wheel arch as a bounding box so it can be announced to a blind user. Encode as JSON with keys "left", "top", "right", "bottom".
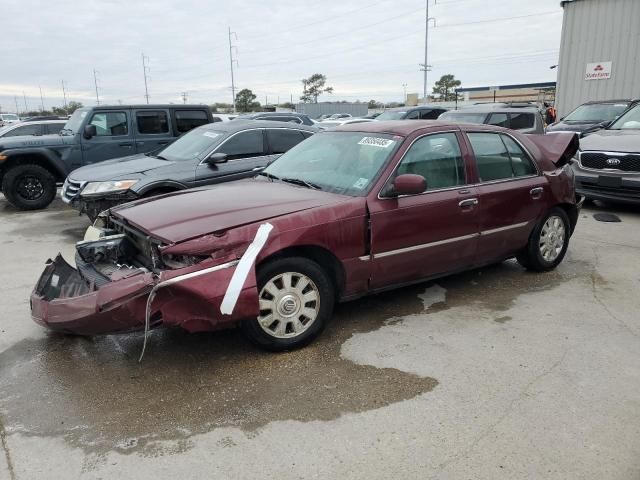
{"left": 137, "top": 181, "right": 185, "bottom": 197}
{"left": 0, "top": 150, "right": 66, "bottom": 182}
{"left": 555, "top": 202, "right": 578, "bottom": 234}
{"left": 257, "top": 245, "right": 346, "bottom": 299}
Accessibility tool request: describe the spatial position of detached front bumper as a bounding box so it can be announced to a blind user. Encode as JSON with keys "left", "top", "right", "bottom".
{"left": 31, "top": 248, "right": 260, "bottom": 336}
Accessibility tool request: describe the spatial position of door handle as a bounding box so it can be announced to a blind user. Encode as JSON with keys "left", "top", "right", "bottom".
{"left": 530, "top": 187, "right": 543, "bottom": 199}
{"left": 458, "top": 198, "right": 479, "bottom": 208}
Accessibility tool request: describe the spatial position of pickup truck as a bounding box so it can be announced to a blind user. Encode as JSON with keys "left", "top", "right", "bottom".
{"left": 0, "top": 105, "right": 213, "bottom": 210}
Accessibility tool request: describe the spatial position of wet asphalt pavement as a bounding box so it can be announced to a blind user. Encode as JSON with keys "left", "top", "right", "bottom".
{"left": 1, "top": 195, "right": 639, "bottom": 479}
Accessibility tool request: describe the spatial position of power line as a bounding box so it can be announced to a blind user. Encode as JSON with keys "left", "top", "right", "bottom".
{"left": 93, "top": 69, "right": 100, "bottom": 105}
{"left": 142, "top": 53, "right": 150, "bottom": 104}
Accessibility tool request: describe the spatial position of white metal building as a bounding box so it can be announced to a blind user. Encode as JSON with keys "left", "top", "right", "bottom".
{"left": 555, "top": 0, "right": 640, "bottom": 116}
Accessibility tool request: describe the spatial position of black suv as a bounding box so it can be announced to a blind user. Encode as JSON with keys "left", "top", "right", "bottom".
{"left": 0, "top": 105, "right": 213, "bottom": 210}
{"left": 375, "top": 105, "right": 448, "bottom": 121}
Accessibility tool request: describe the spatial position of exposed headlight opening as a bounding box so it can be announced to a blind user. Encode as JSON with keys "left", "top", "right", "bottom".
{"left": 162, "top": 253, "right": 210, "bottom": 270}
{"left": 81, "top": 180, "right": 139, "bottom": 195}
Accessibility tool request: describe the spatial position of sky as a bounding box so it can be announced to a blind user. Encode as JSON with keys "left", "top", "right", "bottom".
{"left": 0, "top": 0, "right": 564, "bottom": 112}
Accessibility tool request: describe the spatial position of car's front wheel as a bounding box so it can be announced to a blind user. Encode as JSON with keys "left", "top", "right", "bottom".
{"left": 516, "top": 207, "right": 570, "bottom": 272}
{"left": 2, "top": 164, "right": 57, "bottom": 210}
{"left": 241, "top": 257, "right": 335, "bottom": 351}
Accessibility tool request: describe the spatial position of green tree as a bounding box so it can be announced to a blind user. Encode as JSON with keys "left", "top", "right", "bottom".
{"left": 66, "top": 101, "right": 83, "bottom": 114}
{"left": 432, "top": 74, "right": 462, "bottom": 102}
{"left": 301, "top": 73, "right": 333, "bottom": 103}
{"left": 367, "top": 99, "right": 383, "bottom": 109}
{"left": 235, "top": 89, "right": 260, "bottom": 112}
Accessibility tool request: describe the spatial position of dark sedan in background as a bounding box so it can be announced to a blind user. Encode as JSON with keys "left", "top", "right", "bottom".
{"left": 547, "top": 99, "right": 638, "bottom": 136}
{"left": 62, "top": 120, "right": 317, "bottom": 219}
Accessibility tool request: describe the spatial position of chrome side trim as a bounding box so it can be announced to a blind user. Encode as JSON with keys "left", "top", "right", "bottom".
{"left": 374, "top": 232, "right": 479, "bottom": 259}
{"left": 373, "top": 221, "right": 530, "bottom": 259}
{"left": 358, "top": 255, "right": 371, "bottom": 261}
{"left": 481, "top": 221, "right": 529, "bottom": 236}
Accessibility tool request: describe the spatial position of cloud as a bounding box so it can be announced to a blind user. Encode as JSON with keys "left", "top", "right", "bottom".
{"left": 0, "top": 0, "right": 562, "bottom": 111}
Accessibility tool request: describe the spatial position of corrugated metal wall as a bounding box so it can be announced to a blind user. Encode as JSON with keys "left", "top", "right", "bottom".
{"left": 556, "top": 0, "right": 640, "bottom": 116}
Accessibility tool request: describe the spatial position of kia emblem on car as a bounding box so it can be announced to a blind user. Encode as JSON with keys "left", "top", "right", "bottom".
{"left": 606, "top": 158, "right": 621, "bottom": 167}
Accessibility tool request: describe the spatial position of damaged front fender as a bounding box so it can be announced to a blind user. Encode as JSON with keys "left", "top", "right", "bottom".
{"left": 29, "top": 225, "right": 270, "bottom": 335}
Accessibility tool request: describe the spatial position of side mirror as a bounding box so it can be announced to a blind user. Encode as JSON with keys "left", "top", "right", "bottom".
{"left": 392, "top": 174, "right": 426, "bottom": 196}
{"left": 83, "top": 124, "right": 97, "bottom": 139}
{"left": 206, "top": 152, "right": 228, "bottom": 164}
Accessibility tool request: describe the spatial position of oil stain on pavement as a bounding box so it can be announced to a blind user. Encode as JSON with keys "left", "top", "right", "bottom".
{"left": 0, "top": 254, "right": 592, "bottom": 457}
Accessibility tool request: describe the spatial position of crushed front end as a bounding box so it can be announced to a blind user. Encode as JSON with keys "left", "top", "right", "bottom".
{"left": 30, "top": 217, "right": 262, "bottom": 335}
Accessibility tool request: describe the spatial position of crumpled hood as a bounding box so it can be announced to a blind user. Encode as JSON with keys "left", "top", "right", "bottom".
{"left": 68, "top": 153, "right": 173, "bottom": 182}
{"left": 579, "top": 129, "right": 640, "bottom": 153}
{"left": 111, "top": 180, "right": 353, "bottom": 243}
{"left": 0, "top": 133, "right": 65, "bottom": 150}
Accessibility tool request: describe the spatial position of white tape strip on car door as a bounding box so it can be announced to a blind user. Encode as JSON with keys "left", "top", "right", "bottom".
{"left": 220, "top": 222, "right": 274, "bottom": 315}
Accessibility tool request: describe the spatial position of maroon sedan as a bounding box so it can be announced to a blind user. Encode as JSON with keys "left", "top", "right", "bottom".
{"left": 31, "top": 121, "right": 581, "bottom": 351}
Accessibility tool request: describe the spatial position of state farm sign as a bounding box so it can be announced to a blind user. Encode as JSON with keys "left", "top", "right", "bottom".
{"left": 585, "top": 61, "right": 612, "bottom": 80}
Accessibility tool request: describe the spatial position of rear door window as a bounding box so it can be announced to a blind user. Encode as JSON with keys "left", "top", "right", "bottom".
{"left": 405, "top": 110, "right": 420, "bottom": 119}
{"left": 217, "top": 129, "right": 265, "bottom": 160}
{"left": 174, "top": 110, "right": 209, "bottom": 134}
{"left": 45, "top": 122, "right": 66, "bottom": 135}
{"left": 486, "top": 113, "right": 509, "bottom": 128}
{"left": 266, "top": 129, "right": 305, "bottom": 154}
{"left": 136, "top": 110, "right": 169, "bottom": 135}
{"left": 509, "top": 113, "right": 535, "bottom": 130}
{"left": 467, "top": 132, "right": 513, "bottom": 181}
{"left": 501, "top": 135, "right": 537, "bottom": 176}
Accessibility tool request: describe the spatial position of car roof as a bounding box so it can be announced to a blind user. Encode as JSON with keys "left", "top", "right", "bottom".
{"left": 243, "top": 112, "right": 308, "bottom": 117}
{"left": 77, "top": 104, "right": 209, "bottom": 110}
{"left": 446, "top": 107, "right": 540, "bottom": 114}
{"left": 10, "top": 119, "right": 67, "bottom": 125}
{"left": 581, "top": 99, "right": 634, "bottom": 105}
{"left": 200, "top": 119, "right": 317, "bottom": 132}
{"left": 332, "top": 120, "right": 464, "bottom": 136}
{"left": 383, "top": 105, "right": 447, "bottom": 112}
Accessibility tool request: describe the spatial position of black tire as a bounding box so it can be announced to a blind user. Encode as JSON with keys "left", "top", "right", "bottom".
{"left": 240, "top": 257, "right": 335, "bottom": 351}
{"left": 516, "top": 207, "right": 570, "bottom": 272}
{"left": 1, "top": 164, "right": 57, "bottom": 210}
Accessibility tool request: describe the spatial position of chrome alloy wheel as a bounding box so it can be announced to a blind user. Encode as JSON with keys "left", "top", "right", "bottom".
{"left": 539, "top": 215, "right": 566, "bottom": 262}
{"left": 257, "top": 272, "right": 321, "bottom": 339}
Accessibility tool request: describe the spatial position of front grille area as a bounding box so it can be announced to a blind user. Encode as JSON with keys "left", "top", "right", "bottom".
{"left": 580, "top": 152, "right": 640, "bottom": 172}
{"left": 577, "top": 181, "right": 640, "bottom": 199}
{"left": 62, "top": 178, "right": 85, "bottom": 202}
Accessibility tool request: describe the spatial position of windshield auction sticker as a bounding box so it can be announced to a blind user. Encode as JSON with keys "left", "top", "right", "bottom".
{"left": 358, "top": 137, "right": 395, "bottom": 148}
{"left": 203, "top": 131, "right": 222, "bottom": 139}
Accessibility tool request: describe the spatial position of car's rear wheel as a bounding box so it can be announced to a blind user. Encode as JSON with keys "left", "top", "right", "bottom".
{"left": 2, "top": 164, "right": 57, "bottom": 210}
{"left": 241, "top": 257, "right": 334, "bottom": 351}
{"left": 516, "top": 207, "right": 570, "bottom": 272}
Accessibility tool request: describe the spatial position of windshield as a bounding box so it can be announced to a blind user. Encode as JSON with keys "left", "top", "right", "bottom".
{"left": 1, "top": 114, "right": 19, "bottom": 121}
{"left": 439, "top": 111, "right": 487, "bottom": 124}
{"left": 375, "top": 110, "right": 406, "bottom": 120}
{"left": 63, "top": 108, "right": 89, "bottom": 134}
{"left": 263, "top": 131, "right": 400, "bottom": 196}
{"left": 564, "top": 103, "right": 628, "bottom": 122}
{"left": 609, "top": 104, "right": 640, "bottom": 130}
{"left": 156, "top": 128, "right": 225, "bottom": 161}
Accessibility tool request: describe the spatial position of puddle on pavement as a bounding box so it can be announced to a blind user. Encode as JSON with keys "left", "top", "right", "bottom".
{"left": 0, "top": 255, "right": 592, "bottom": 457}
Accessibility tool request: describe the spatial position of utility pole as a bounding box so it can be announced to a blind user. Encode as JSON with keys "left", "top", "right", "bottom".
{"left": 39, "top": 85, "right": 45, "bottom": 112}
{"left": 61, "top": 80, "right": 68, "bottom": 109}
{"left": 181, "top": 92, "right": 188, "bottom": 104}
{"left": 93, "top": 69, "right": 100, "bottom": 105}
{"left": 228, "top": 27, "right": 238, "bottom": 113}
{"left": 402, "top": 83, "right": 407, "bottom": 103}
{"left": 14, "top": 96, "right": 20, "bottom": 115}
{"left": 22, "top": 92, "right": 28, "bottom": 112}
{"left": 421, "top": 0, "right": 436, "bottom": 104}
{"left": 142, "top": 53, "right": 150, "bottom": 104}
